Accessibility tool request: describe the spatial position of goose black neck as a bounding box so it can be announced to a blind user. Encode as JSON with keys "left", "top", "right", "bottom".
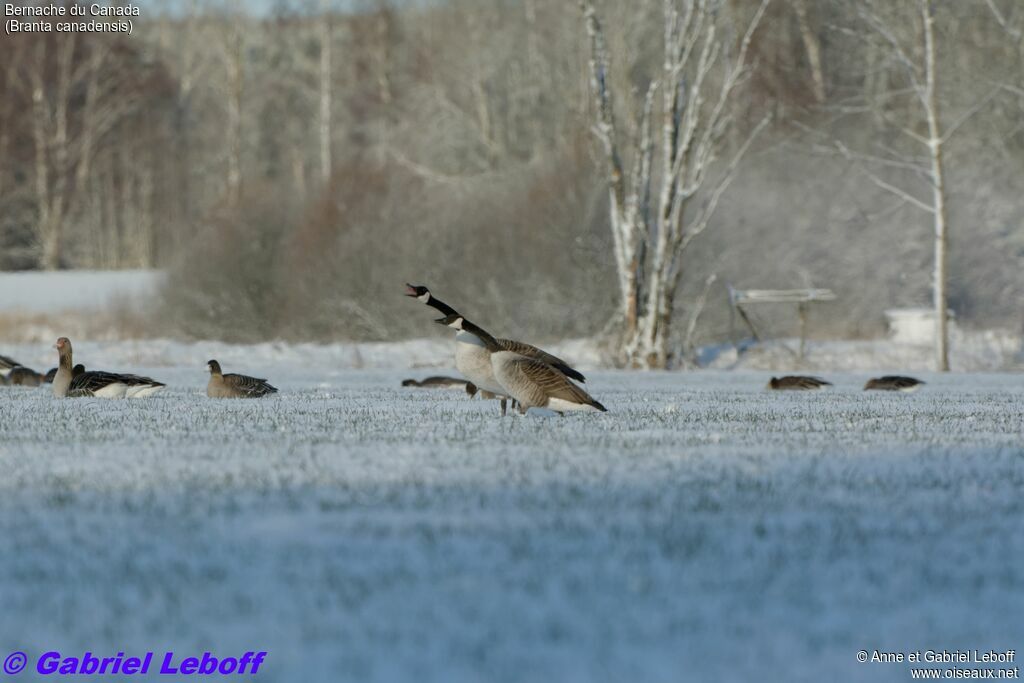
{"left": 461, "top": 319, "right": 502, "bottom": 352}
{"left": 424, "top": 295, "right": 458, "bottom": 317}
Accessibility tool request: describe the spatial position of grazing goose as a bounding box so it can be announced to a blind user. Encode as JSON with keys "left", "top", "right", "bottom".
{"left": 401, "top": 376, "right": 474, "bottom": 390}
{"left": 864, "top": 375, "right": 925, "bottom": 392}
{"left": 6, "top": 366, "right": 44, "bottom": 387}
{"left": 438, "top": 315, "right": 605, "bottom": 415}
{"left": 52, "top": 337, "right": 166, "bottom": 398}
{"left": 207, "top": 360, "right": 277, "bottom": 398}
{"left": 767, "top": 375, "right": 833, "bottom": 391}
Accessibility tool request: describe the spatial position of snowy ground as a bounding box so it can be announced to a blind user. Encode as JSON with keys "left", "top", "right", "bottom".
{"left": 2, "top": 364, "right": 1023, "bottom": 683}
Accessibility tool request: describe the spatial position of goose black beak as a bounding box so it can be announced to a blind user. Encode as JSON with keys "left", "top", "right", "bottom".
{"left": 404, "top": 283, "right": 420, "bottom": 297}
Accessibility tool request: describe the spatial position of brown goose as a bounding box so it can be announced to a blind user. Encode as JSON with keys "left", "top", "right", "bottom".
{"left": 439, "top": 315, "right": 605, "bottom": 415}
{"left": 401, "top": 376, "right": 474, "bottom": 390}
{"left": 6, "top": 366, "right": 44, "bottom": 387}
{"left": 207, "top": 360, "right": 277, "bottom": 398}
{"left": 52, "top": 337, "right": 166, "bottom": 398}
{"left": 767, "top": 375, "right": 832, "bottom": 391}
{"left": 864, "top": 375, "right": 925, "bottom": 392}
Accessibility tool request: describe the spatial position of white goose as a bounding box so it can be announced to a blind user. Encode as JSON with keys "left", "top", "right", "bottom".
{"left": 52, "top": 337, "right": 165, "bottom": 399}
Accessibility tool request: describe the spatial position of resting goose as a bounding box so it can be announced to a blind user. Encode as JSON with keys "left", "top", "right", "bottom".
{"left": 43, "top": 367, "right": 58, "bottom": 383}
{"left": 401, "top": 376, "right": 474, "bottom": 390}
{"left": 207, "top": 360, "right": 277, "bottom": 398}
{"left": 438, "top": 314, "right": 605, "bottom": 415}
{"left": 6, "top": 366, "right": 44, "bottom": 387}
{"left": 52, "top": 337, "right": 166, "bottom": 398}
{"left": 405, "top": 284, "right": 584, "bottom": 415}
{"left": 767, "top": 375, "right": 833, "bottom": 391}
{"left": 864, "top": 375, "right": 924, "bottom": 392}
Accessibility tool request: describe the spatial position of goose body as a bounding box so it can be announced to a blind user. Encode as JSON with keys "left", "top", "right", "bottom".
{"left": 864, "top": 375, "right": 924, "bottom": 392}
{"left": 52, "top": 338, "right": 165, "bottom": 398}
{"left": 401, "top": 375, "right": 475, "bottom": 390}
{"left": 5, "top": 366, "right": 43, "bottom": 387}
{"left": 441, "top": 315, "right": 605, "bottom": 415}
{"left": 207, "top": 360, "right": 277, "bottom": 398}
{"left": 767, "top": 375, "right": 832, "bottom": 391}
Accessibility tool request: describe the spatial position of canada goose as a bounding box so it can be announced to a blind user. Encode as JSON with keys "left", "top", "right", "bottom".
{"left": 438, "top": 315, "right": 606, "bottom": 415}
{"left": 405, "top": 284, "right": 585, "bottom": 381}
{"left": 5, "top": 366, "right": 44, "bottom": 387}
{"left": 52, "top": 337, "right": 166, "bottom": 398}
{"left": 401, "top": 376, "right": 474, "bottom": 390}
{"left": 406, "top": 284, "right": 584, "bottom": 416}
{"left": 206, "top": 360, "right": 277, "bottom": 398}
{"left": 864, "top": 375, "right": 924, "bottom": 392}
{"left": 767, "top": 375, "right": 833, "bottom": 390}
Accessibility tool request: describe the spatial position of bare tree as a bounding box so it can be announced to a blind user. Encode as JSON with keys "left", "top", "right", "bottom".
{"left": 582, "top": 0, "right": 771, "bottom": 368}
{"left": 833, "top": 0, "right": 997, "bottom": 371}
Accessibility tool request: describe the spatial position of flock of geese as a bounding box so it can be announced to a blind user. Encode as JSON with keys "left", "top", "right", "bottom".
{"left": 0, "top": 340, "right": 276, "bottom": 399}
{"left": 0, "top": 283, "right": 925, "bottom": 413}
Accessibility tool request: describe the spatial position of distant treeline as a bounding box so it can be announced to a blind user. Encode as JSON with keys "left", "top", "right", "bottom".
{"left": 1, "top": 0, "right": 1022, "bottom": 344}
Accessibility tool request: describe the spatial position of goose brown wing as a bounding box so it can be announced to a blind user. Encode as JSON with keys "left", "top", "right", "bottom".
{"left": 515, "top": 358, "right": 604, "bottom": 410}
{"left": 0, "top": 354, "right": 22, "bottom": 371}
{"left": 224, "top": 373, "right": 277, "bottom": 397}
{"left": 497, "top": 339, "right": 586, "bottom": 383}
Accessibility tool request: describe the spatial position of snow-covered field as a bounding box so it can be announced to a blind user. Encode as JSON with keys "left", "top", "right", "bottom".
{"left": 2, "top": 364, "right": 1023, "bottom": 682}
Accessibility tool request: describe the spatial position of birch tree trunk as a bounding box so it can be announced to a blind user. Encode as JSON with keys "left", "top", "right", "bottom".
{"left": 319, "top": 0, "right": 333, "bottom": 183}
{"left": 582, "top": 0, "right": 770, "bottom": 368}
{"left": 920, "top": 0, "right": 949, "bottom": 371}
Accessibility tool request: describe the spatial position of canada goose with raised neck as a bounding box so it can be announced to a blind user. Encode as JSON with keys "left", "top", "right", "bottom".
{"left": 439, "top": 314, "right": 606, "bottom": 415}
{"left": 51, "top": 337, "right": 166, "bottom": 398}
{"left": 864, "top": 375, "right": 924, "bottom": 392}
{"left": 207, "top": 360, "right": 278, "bottom": 398}
{"left": 407, "top": 284, "right": 583, "bottom": 416}
{"left": 401, "top": 376, "right": 474, "bottom": 390}
{"left": 767, "top": 375, "right": 832, "bottom": 391}
{"left": 405, "top": 284, "right": 586, "bottom": 382}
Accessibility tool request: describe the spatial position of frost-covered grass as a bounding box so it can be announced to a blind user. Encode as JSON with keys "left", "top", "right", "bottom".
{"left": 1, "top": 369, "right": 1023, "bottom": 682}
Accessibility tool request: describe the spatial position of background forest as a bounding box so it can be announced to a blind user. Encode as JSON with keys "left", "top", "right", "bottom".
{"left": 1, "top": 0, "right": 1023, "bottom": 356}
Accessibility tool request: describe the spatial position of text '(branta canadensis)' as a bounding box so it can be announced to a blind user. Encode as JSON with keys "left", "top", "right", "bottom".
{"left": 437, "top": 314, "right": 605, "bottom": 415}
{"left": 52, "top": 337, "right": 166, "bottom": 399}
{"left": 864, "top": 375, "right": 925, "bottom": 392}
{"left": 767, "top": 376, "right": 833, "bottom": 391}
{"left": 207, "top": 360, "right": 278, "bottom": 398}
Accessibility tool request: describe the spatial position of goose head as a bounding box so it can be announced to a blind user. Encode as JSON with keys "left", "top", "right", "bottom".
{"left": 404, "top": 283, "right": 432, "bottom": 303}
{"left": 435, "top": 314, "right": 464, "bottom": 330}
{"left": 72, "top": 364, "right": 85, "bottom": 378}
{"left": 207, "top": 360, "right": 222, "bottom": 375}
